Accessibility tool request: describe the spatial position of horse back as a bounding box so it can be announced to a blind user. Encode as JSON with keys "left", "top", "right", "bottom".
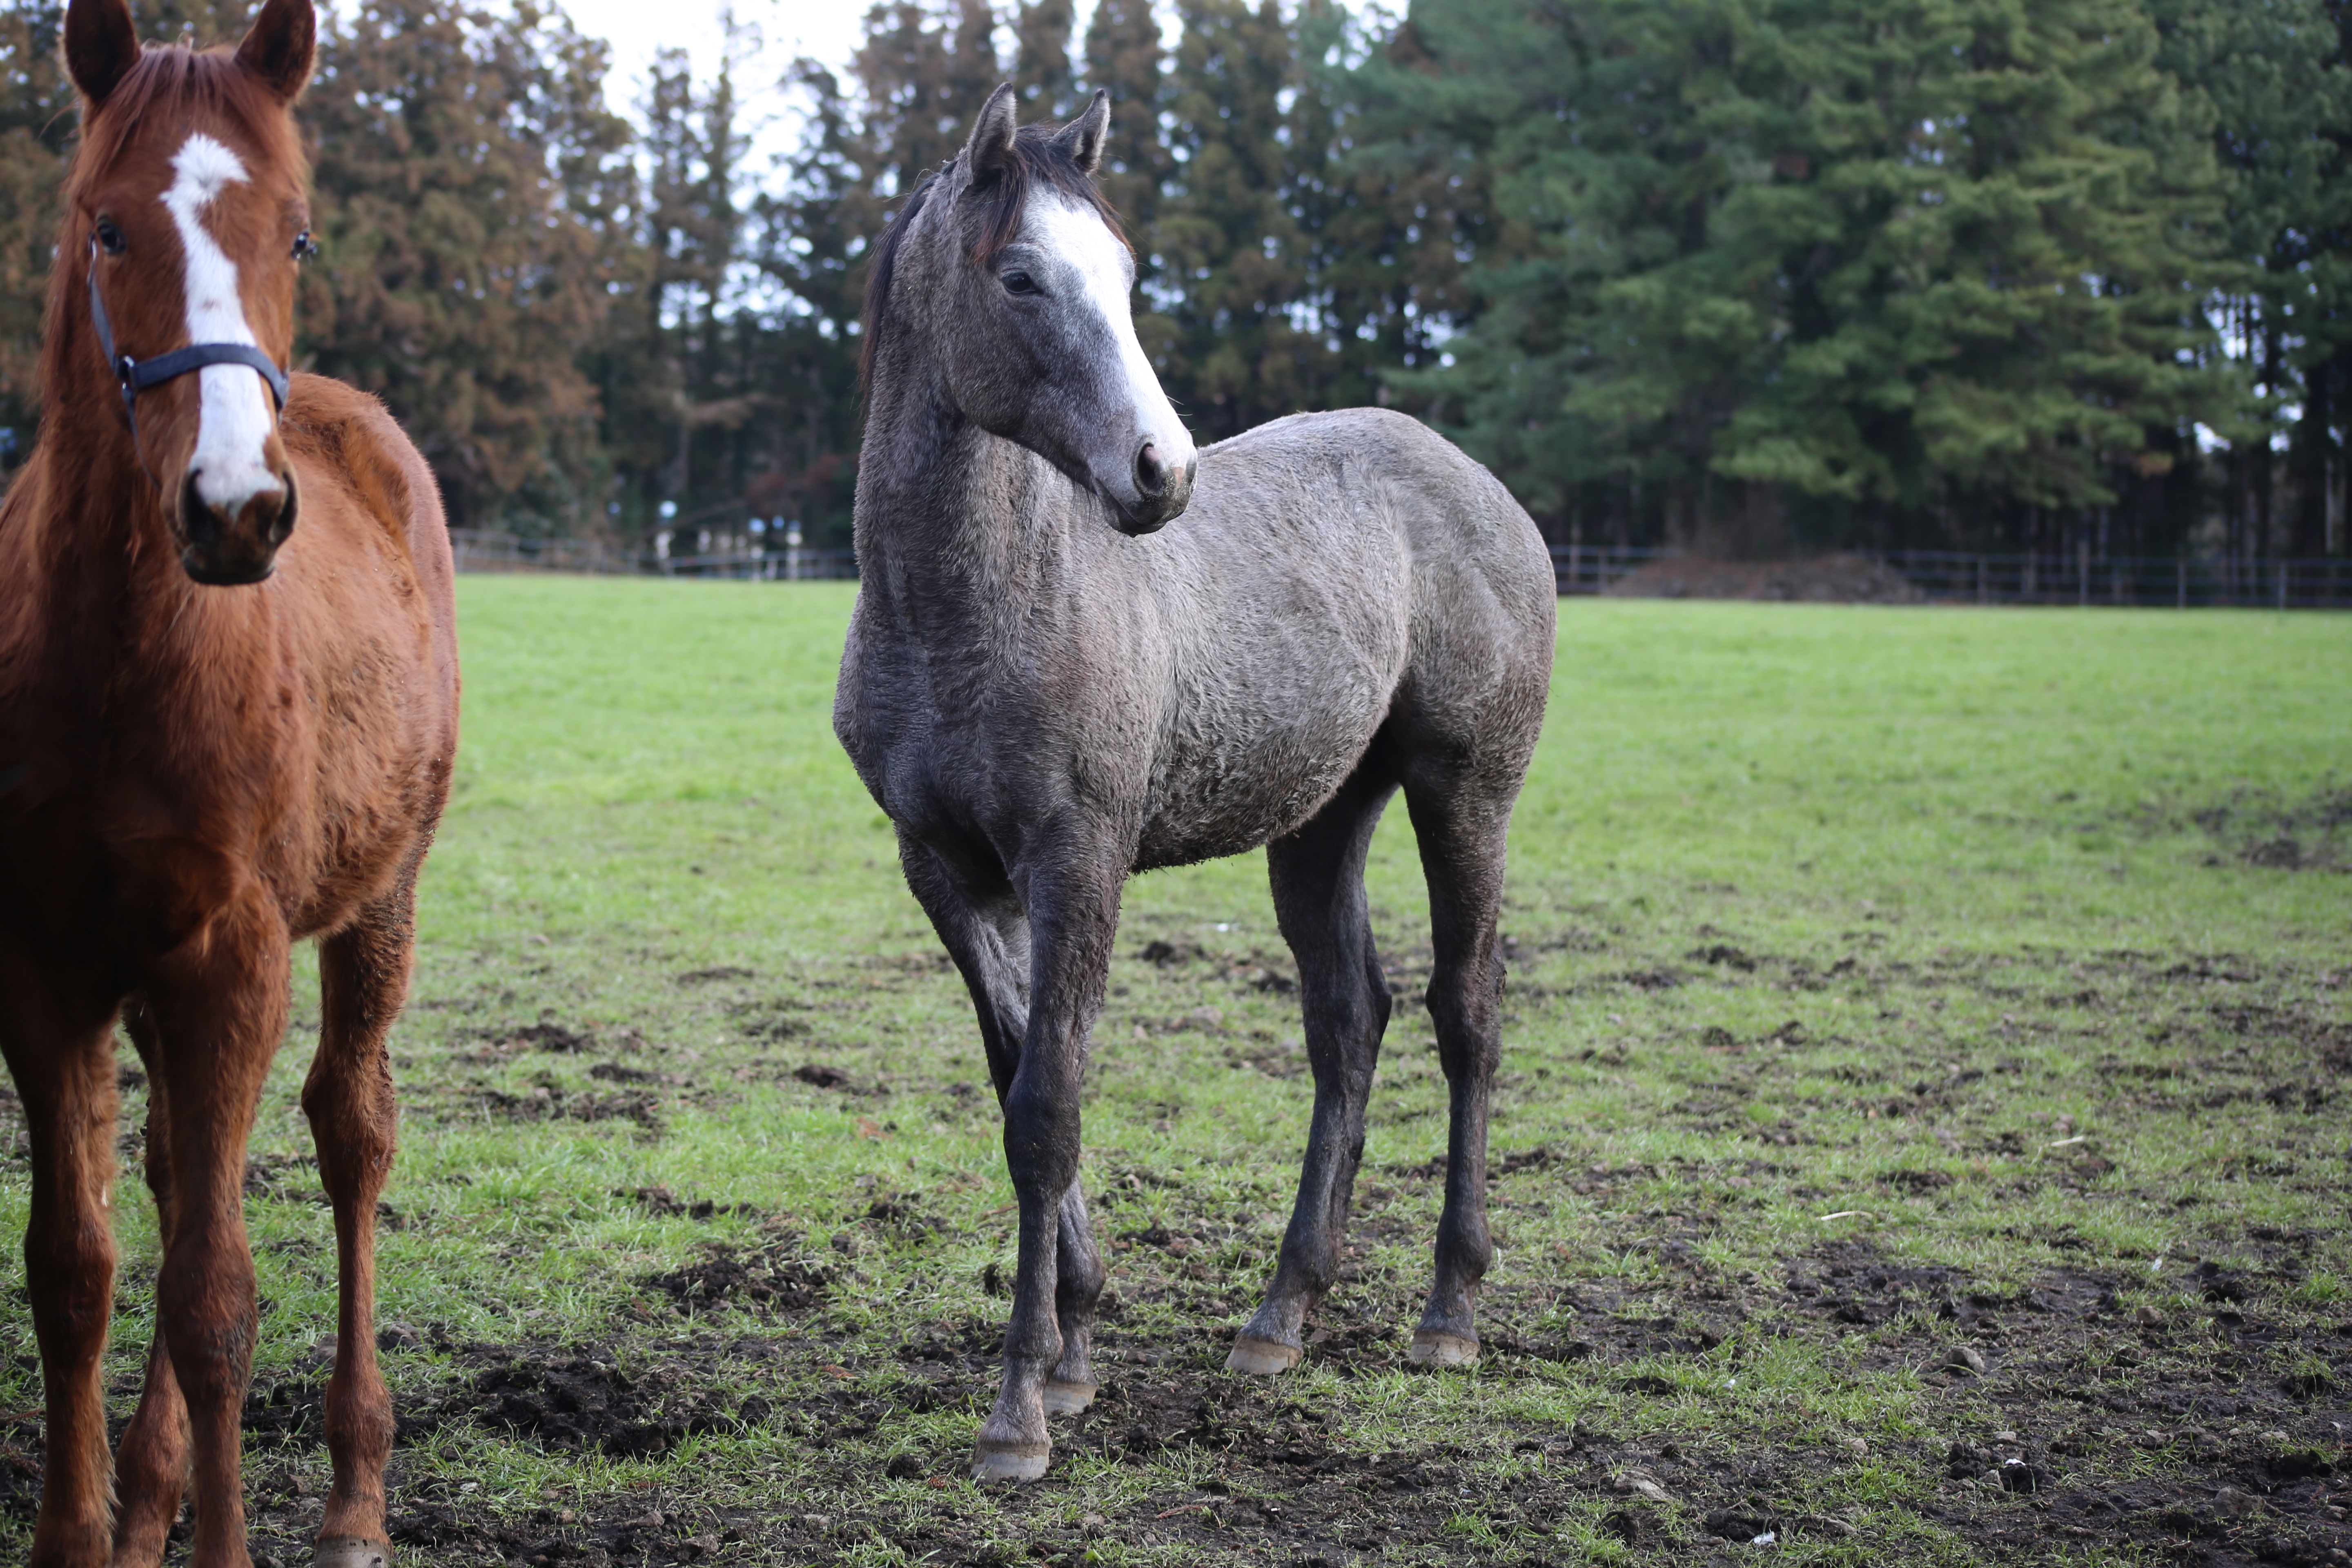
{"left": 1122, "top": 408, "right": 1553, "bottom": 868}
{"left": 271, "top": 373, "right": 461, "bottom": 931}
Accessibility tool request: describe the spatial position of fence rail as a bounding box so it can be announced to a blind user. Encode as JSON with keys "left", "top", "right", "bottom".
{"left": 1875, "top": 549, "right": 2352, "bottom": 609}
{"left": 454, "top": 530, "right": 2349, "bottom": 608}
{"left": 1549, "top": 544, "right": 2352, "bottom": 608}
{"left": 448, "top": 530, "right": 858, "bottom": 579}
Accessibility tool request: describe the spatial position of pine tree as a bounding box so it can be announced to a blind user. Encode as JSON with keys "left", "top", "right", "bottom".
{"left": 1013, "top": 0, "right": 1076, "bottom": 117}
{"left": 1356, "top": 0, "right": 2233, "bottom": 550}
{"left": 1080, "top": 0, "right": 1168, "bottom": 237}
{"left": 1158, "top": 0, "right": 1314, "bottom": 439}
{"left": 299, "top": 0, "right": 630, "bottom": 531}
{"left": 2152, "top": 0, "right": 2352, "bottom": 559}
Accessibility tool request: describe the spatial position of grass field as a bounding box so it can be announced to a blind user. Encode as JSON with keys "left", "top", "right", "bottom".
{"left": 1, "top": 582, "right": 2347, "bottom": 1567}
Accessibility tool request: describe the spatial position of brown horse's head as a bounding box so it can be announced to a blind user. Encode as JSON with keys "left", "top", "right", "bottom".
{"left": 63, "top": 0, "right": 314, "bottom": 585}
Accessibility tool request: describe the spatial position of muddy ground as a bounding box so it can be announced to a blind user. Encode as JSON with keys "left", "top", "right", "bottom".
{"left": 2, "top": 933, "right": 2337, "bottom": 1566}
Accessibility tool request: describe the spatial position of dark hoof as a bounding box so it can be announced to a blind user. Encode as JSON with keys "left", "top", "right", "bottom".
{"left": 1408, "top": 1330, "right": 1479, "bottom": 1368}
{"left": 1225, "top": 1332, "right": 1302, "bottom": 1376}
{"left": 314, "top": 1535, "right": 393, "bottom": 1568}
{"left": 1042, "top": 1377, "right": 1098, "bottom": 1415}
{"left": 971, "top": 1440, "right": 1049, "bottom": 1483}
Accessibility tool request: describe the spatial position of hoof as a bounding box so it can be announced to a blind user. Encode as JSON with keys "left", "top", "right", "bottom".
{"left": 970, "top": 1441, "right": 1049, "bottom": 1483}
{"left": 1042, "top": 1378, "right": 1098, "bottom": 1416}
{"left": 1225, "top": 1332, "right": 1302, "bottom": 1376}
{"left": 314, "top": 1536, "right": 392, "bottom": 1568}
{"left": 1408, "top": 1330, "right": 1479, "bottom": 1368}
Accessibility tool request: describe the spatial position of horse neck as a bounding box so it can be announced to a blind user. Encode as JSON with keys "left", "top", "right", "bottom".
{"left": 1, "top": 271, "right": 215, "bottom": 671}
{"left": 854, "top": 349, "right": 1091, "bottom": 622}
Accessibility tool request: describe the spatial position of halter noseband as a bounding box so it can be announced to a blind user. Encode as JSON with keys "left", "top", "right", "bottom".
{"left": 87, "top": 235, "right": 290, "bottom": 478}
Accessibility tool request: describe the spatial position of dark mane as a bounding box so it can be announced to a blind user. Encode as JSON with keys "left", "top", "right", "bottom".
{"left": 860, "top": 124, "right": 1127, "bottom": 388}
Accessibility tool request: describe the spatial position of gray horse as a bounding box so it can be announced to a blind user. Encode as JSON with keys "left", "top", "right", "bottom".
{"left": 834, "top": 83, "right": 1555, "bottom": 1482}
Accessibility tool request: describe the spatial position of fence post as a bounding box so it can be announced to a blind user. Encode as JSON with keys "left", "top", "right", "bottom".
{"left": 2278, "top": 560, "right": 2288, "bottom": 610}
{"left": 2078, "top": 539, "right": 2090, "bottom": 606}
{"left": 1976, "top": 556, "right": 1986, "bottom": 604}
{"left": 2177, "top": 558, "right": 2186, "bottom": 609}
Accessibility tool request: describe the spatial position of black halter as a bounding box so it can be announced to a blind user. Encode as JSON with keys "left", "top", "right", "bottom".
{"left": 87, "top": 235, "right": 290, "bottom": 476}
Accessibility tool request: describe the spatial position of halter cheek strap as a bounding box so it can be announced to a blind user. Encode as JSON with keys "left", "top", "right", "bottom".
{"left": 87, "top": 236, "right": 291, "bottom": 478}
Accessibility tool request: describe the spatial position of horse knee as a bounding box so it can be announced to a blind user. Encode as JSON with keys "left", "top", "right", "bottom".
{"left": 156, "top": 1241, "right": 257, "bottom": 1401}
{"left": 23, "top": 1215, "right": 113, "bottom": 1337}
{"left": 1000, "top": 1079, "right": 1080, "bottom": 1198}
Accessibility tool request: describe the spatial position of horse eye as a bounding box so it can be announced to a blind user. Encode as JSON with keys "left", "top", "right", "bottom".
{"left": 95, "top": 220, "right": 126, "bottom": 255}
{"left": 1000, "top": 270, "right": 1038, "bottom": 296}
{"left": 292, "top": 229, "right": 318, "bottom": 263}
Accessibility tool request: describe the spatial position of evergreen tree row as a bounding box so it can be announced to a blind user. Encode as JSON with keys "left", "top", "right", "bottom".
{"left": 0, "top": 0, "right": 2343, "bottom": 560}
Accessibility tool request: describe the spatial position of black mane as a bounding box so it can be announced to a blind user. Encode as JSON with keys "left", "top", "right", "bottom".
{"left": 860, "top": 124, "right": 1125, "bottom": 388}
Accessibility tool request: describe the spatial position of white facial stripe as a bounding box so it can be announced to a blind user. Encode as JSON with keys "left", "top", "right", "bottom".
{"left": 1031, "top": 197, "right": 1196, "bottom": 477}
{"left": 162, "top": 134, "right": 279, "bottom": 513}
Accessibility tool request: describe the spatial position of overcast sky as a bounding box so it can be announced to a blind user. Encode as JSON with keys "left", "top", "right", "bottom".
{"left": 560, "top": 0, "right": 1107, "bottom": 129}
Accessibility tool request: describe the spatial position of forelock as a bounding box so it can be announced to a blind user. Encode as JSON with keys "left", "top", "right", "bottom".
{"left": 962, "top": 124, "right": 1126, "bottom": 269}
{"left": 860, "top": 122, "right": 1127, "bottom": 388}
{"left": 67, "top": 44, "right": 303, "bottom": 204}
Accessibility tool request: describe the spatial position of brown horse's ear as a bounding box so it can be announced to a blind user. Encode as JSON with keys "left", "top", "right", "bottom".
{"left": 235, "top": 0, "right": 315, "bottom": 102}
{"left": 964, "top": 82, "right": 1020, "bottom": 184}
{"left": 1050, "top": 90, "right": 1109, "bottom": 176}
{"left": 64, "top": 0, "right": 140, "bottom": 107}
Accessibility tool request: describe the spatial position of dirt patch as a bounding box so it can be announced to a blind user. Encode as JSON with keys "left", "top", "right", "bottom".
{"left": 472, "top": 1082, "right": 664, "bottom": 1128}
{"left": 468, "top": 1345, "right": 743, "bottom": 1457}
{"left": 1608, "top": 554, "right": 1926, "bottom": 604}
{"left": 2191, "top": 787, "right": 2352, "bottom": 872}
{"left": 639, "top": 1242, "right": 835, "bottom": 1315}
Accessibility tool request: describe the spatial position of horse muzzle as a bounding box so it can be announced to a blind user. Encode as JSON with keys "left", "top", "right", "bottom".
{"left": 176, "top": 465, "right": 298, "bottom": 585}
{"left": 1114, "top": 443, "right": 1197, "bottom": 536}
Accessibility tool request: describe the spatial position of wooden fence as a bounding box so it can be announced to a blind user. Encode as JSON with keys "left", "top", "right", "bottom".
{"left": 452, "top": 530, "right": 2349, "bottom": 608}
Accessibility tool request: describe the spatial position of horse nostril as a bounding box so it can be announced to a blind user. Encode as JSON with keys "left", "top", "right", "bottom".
{"left": 1135, "top": 443, "right": 1166, "bottom": 497}
{"left": 262, "top": 470, "right": 298, "bottom": 547}
{"left": 178, "top": 469, "right": 218, "bottom": 547}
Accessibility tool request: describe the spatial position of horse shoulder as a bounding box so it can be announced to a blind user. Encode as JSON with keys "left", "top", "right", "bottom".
{"left": 282, "top": 375, "right": 454, "bottom": 590}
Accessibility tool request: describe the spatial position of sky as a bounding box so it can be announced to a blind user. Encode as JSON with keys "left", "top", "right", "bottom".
{"left": 559, "top": 0, "right": 1105, "bottom": 125}
{"left": 555, "top": 0, "right": 1114, "bottom": 171}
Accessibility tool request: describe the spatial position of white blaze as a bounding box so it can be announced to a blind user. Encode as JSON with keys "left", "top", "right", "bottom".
{"left": 1032, "top": 196, "right": 1196, "bottom": 485}
{"left": 161, "top": 134, "right": 279, "bottom": 515}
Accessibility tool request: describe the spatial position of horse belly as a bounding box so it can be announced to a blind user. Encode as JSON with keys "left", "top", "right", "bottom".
{"left": 1132, "top": 668, "right": 1392, "bottom": 872}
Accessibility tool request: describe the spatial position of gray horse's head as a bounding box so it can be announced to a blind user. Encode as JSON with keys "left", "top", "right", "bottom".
{"left": 864, "top": 85, "right": 1197, "bottom": 535}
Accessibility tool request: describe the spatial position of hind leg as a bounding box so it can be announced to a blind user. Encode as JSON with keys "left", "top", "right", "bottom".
{"left": 302, "top": 873, "right": 418, "bottom": 1568}
{"left": 1400, "top": 767, "right": 1519, "bottom": 1368}
{"left": 111, "top": 998, "right": 192, "bottom": 1568}
{"left": 898, "top": 840, "right": 1106, "bottom": 1424}
{"left": 1229, "top": 766, "right": 1396, "bottom": 1375}
{"left": 0, "top": 950, "right": 121, "bottom": 1568}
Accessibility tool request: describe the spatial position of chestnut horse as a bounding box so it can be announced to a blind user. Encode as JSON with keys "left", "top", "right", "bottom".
{"left": 0, "top": 1, "right": 458, "bottom": 1564}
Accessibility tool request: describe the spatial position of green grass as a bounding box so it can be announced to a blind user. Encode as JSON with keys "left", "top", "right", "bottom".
{"left": 1, "top": 583, "right": 2346, "bottom": 1566}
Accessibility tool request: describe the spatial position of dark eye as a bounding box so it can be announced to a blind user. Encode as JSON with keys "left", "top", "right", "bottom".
{"left": 95, "top": 219, "right": 125, "bottom": 255}
{"left": 1000, "top": 269, "right": 1039, "bottom": 296}
{"left": 292, "top": 229, "right": 318, "bottom": 262}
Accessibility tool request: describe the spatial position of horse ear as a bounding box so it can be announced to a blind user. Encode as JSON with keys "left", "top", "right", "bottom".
{"left": 63, "top": 0, "right": 140, "bottom": 107}
{"left": 964, "top": 82, "right": 1020, "bottom": 184}
{"left": 235, "top": 0, "right": 315, "bottom": 103}
{"left": 1050, "top": 90, "right": 1110, "bottom": 176}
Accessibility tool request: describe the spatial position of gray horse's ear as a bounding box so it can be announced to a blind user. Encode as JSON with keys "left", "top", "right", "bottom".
{"left": 236, "top": 0, "right": 315, "bottom": 102}
{"left": 1051, "top": 89, "right": 1110, "bottom": 175}
{"left": 64, "top": 0, "right": 140, "bottom": 107}
{"left": 965, "top": 82, "right": 1020, "bottom": 183}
